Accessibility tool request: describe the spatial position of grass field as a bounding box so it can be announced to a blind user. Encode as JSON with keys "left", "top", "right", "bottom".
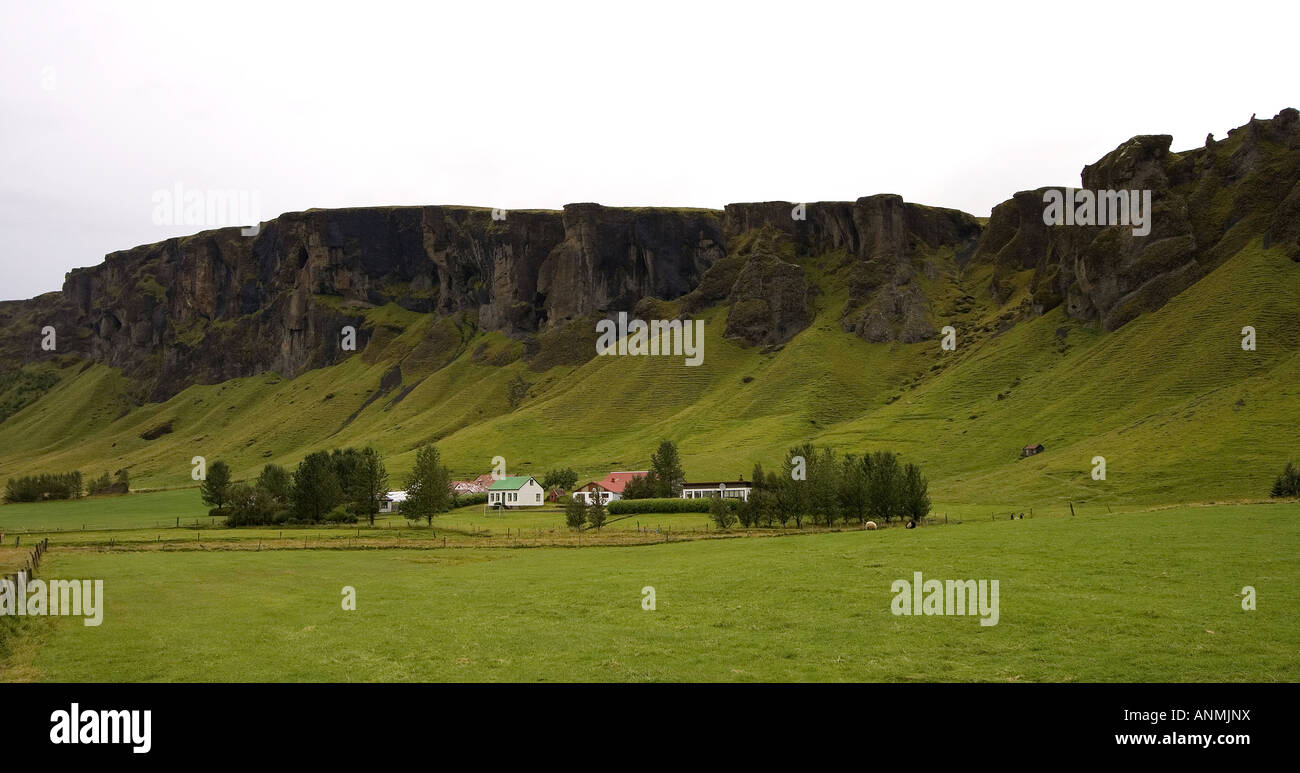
{"left": 4, "top": 502, "right": 1296, "bottom": 682}
{"left": 0, "top": 488, "right": 207, "bottom": 531}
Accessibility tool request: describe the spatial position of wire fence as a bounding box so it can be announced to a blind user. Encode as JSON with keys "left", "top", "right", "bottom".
{"left": 2, "top": 537, "right": 50, "bottom": 588}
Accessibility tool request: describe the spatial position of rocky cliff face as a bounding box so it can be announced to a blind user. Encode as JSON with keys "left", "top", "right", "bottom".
{"left": 972, "top": 108, "right": 1300, "bottom": 330}
{"left": 0, "top": 205, "right": 730, "bottom": 400}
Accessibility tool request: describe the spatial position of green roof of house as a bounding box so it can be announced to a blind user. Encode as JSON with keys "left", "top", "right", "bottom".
{"left": 488, "top": 476, "right": 534, "bottom": 491}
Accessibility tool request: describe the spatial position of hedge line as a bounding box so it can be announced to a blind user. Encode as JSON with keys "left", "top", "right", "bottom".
{"left": 608, "top": 497, "right": 738, "bottom": 515}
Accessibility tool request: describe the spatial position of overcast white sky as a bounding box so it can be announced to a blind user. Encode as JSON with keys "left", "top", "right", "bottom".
{"left": 1, "top": 0, "right": 1296, "bottom": 301}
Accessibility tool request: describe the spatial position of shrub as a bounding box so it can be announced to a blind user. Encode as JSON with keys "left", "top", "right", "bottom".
{"left": 224, "top": 483, "right": 277, "bottom": 527}
{"left": 709, "top": 496, "right": 736, "bottom": 529}
{"left": 325, "top": 506, "right": 358, "bottom": 524}
{"left": 453, "top": 492, "right": 489, "bottom": 507}
{"left": 736, "top": 496, "right": 758, "bottom": 527}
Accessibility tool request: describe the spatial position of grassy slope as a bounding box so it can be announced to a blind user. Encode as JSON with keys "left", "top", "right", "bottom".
{"left": 6, "top": 502, "right": 1296, "bottom": 682}
{"left": 0, "top": 241, "right": 1297, "bottom": 509}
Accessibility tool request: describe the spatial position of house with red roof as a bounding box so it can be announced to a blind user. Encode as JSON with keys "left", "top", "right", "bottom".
{"left": 572, "top": 470, "right": 648, "bottom": 505}
{"left": 450, "top": 473, "right": 498, "bottom": 495}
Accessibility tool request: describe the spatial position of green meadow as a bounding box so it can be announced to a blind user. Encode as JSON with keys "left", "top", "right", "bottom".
{"left": 0, "top": 488, "right": 207, "bottom": 532}
{"left": 3, "top": 502, "right": 1296, "bottom": 682}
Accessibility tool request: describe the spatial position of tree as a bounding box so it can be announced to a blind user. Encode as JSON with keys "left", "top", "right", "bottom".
{"left": 866, "top": 450, "right": 902, "bottom": 523}
{"left": 649, "top": 440, "right": 686, "bottom": 497}
{"left": 735, "top": 496, "right": 755, "bottom": 527}
{"left": 621, "top": 474, "right": 657, "bottom": 500}
{"left": 839, "top": 454, "right": 870, "bottom": 524}
{"left": 764, "top": 467, "right": 795, "bottom": 530}
{"left": 356, "top": 447, "right": 389, "bottom": 526}
{"left": 736, "top": 467, "right": 761, "bottom": 528}
{"left": 201, "top": 460, "right": 233, "bottom": 511}
{"left": 542, "top": 468, "right": 579, "bottom": 491}
{"left": 808, "top": 446, "right": 842, "bottom": 526}
{"left": 564, "top": 494, "right": 588, "bottom": 530}
{"left": 256, "top": 463, "right": 291, "bottom": 503}
{"left": 780, "top": 444, "right": 814, "bottom": 528}
{"left": 900, "top": 463, "right": 931, "bottom": 523}
{"left": 709, "top": 495, "right": 736, "bottom": 529}
{"left": 330, "top": 448, "right": 366, "bottom": 511}
{"left": 748, "top": 462, "right": 777, "bottom": 527}
{"left": 292, "top": 451, "right": 343, "bottom": 523}
{"left": 585, "top": 492, "right": 607, "bottom": 530}
{"left": 403, "top": 444, "right": 450, "bottom": 526}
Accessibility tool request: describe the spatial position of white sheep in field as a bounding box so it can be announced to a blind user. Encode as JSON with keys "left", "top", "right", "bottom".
{"left": 865, "top": 521, "right": 878, "bottom": 531}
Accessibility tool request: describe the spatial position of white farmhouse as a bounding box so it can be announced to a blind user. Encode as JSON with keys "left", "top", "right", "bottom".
{"left": 487, "top": 476, "right": 546, "bottom": 508}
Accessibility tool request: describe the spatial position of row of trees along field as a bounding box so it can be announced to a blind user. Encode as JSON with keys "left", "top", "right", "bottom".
{"left": 564, "top": 439, "right": 930, "bottom": 529}
{"left": 202, "top": 445, "right": 457, "bottom": 527}
{"left": 2, "top": 469, "right": 129, "bottom": 503}
{"left": 747, "top": 445, "right": 932, "bottom": 528}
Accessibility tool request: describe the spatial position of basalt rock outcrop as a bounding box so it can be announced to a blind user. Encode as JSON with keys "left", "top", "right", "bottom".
{"left": 720, "top": 195, "right": 980, "bottom": 262}
{"left": 720, "top": 195, "right": 980, "bottom": 343}
{"left": 973, "top": 108, "right": 1300, "bottom": 330}
{"left": 537, "top": 204, "right": 725, "bottom": 326}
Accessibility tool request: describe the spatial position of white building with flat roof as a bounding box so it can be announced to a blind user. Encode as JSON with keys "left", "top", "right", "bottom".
{"left": 680, "top": 479, "right": 752, "bottom": 502}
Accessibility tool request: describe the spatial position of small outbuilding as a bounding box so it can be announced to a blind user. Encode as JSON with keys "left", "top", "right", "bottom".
{"left": 379, "top": 490, "right": 408, "bottom": 513}
{"left": 1022, "top": 443, "right": 1045, "bottom": 457}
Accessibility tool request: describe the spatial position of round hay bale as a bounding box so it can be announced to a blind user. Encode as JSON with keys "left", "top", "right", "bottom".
{"left": 865, "top": 521, "right": 878, "bottom": 531}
